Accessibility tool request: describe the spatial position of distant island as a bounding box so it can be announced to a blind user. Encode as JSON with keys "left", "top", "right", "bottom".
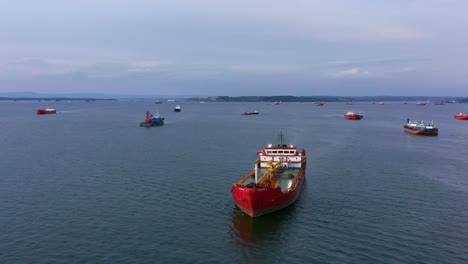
{"left": 188, "top": 96, "right": 468, "bottom": 103}
{"left": 0, "top": 97, "right": 116, "bottom": 101}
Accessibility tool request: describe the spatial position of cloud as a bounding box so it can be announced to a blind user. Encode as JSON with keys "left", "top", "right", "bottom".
{"left": 0, "top": 55, "right": 169, "bottom": 79}
{"left": 327, "top": 57, "right": 432, "bottom": 67}
{"left": 230, "top": 64, "right": 297, "bottom": 75}
{"left": 332, "top": 68, "right": 372, "bottom": 79}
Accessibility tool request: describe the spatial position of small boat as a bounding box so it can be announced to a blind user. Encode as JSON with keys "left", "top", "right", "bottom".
{"left": 242, "top": 111, "right": 259, "bottom": 115}
{"left": 36, "top": 108, "right": 57, "bottom": 115}
{"left": 274, "top": 101, "right": 282, "bottom": 105}
{"left": 140, "top": 111, "right": 165, "bottom": 127}
{"left": 154, "top": 100, "right": 163, "bottom": 104}
{"left": 231, "top": 133, "right": 307, "bottom": 217}
{"left": 404, "top": 119, "right": 438, "bottom": 136}
{"left": 346, "top": 102, "right": 353, "bottom": 105}
{"left": 378, "top": 102, "right": 384, "bottom": 105}
{"left": 416, "top": 101, "right": 427, "bottom": 106}
{"left": 174, "top": 105, "right": 181, "bottom": 112}
{"left": 315, "top": 102, "right": 325, "bottom": 106}
{"left": 454, "top": 113, "right": 468, "bottom": 120}
{"left": 344, "top": 111, "right": 363, "bottom": 120}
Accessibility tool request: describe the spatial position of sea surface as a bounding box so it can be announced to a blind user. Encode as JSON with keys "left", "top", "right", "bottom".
{"left": 1, "top": 100, "right": 467, "bottom": 264}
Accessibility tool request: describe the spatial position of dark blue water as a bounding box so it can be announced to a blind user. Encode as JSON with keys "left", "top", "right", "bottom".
{"left": 1, "top": 100, "right": 467, "bottom": 263}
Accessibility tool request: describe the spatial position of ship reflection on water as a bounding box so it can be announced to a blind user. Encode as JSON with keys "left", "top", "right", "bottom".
{"left": 229, "top": 205, "right": 296, "bottom": 248}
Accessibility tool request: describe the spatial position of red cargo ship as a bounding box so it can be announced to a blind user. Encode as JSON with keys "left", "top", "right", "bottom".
{"left": 36, "top": 108, "right": 57, "bottom": 115}
{"left": 231, "top": 133, "right": 307, "bottom": 217}
{"left": 344, "top": 111, "right": 363, "bottom": 120}
{"left": 454, "top": 113, "right": 468, "bottom": 120}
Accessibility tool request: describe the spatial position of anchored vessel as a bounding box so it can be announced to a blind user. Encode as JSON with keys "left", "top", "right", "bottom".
{"left": 174, "top": 105, "right": 181, "bottom": 112}
{"left": 231, "top": 133, "right": 307, "bottom": 217}
{"left": 344, "top": 111, "right": 363, "bottom": 120}
{"left": 140, "top": 111, "right": 165, "bottom": 127}
{"left": 404, "top": 119, "right": 438, "bottom": 136}
{"left": 36, "top": 108, "right": 56, "bottom": 115}
{"left": 242, "top": 111, "right": 259, "bottom": 115}
{"left": 454, "top": 113, "right": 468, "bottom": 120}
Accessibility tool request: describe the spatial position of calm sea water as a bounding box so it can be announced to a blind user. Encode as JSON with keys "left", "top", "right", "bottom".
{"left": 1, "top": 100, "right": 467, "bottom": 263}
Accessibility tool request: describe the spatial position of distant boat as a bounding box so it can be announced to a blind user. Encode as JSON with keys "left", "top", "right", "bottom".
{"left": 378, "top": 102, "right": 384, "bottom": 105}
{"left": 404, "top": 119, "right": 438, "bottom": 136}
{"left": 454, "top": 113, "right": 468, "bottom": 120}
{"left": 344, "top": 111, "right": 363, "bottom": 120}
{"left": 315, "top": 102, "right": 325, "bottom": 106}
{"left": 433, "top": 101, "right": 445, "bottom": 105}
{"left": 174, "top": 105, "right": 181, "bottom": 112}
{"left": 36, "top": 108, "right": 57, "bottom": 115}
{"left": 416, "top": 101, "right": 427, "bottom": 106}
{"left": 274, "top": 101, "right": 282, "bottom": 105}
{"left": 140, "top": 111, "right": 165, "bottom": 127}
{"left": 242, "top": 111, "right": 259, "bottom": 115}
{"left": 154, "top": 100, "right": 163, "bottom": 104}
{"left": 346, "top": 102, "right": 353, "bottom": 105}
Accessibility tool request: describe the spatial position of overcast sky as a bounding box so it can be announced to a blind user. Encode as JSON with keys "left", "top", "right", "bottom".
{"left": 1, "top": 0, "right": 467, "bottom": 96}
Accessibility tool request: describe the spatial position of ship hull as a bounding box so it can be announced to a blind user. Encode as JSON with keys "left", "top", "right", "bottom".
{"left": 36, "top": 109, "right": 56, "bottom": 115}
{"left": 231, "top": 165, "right": 306, "bottom": 217}
{"left": 345, "top": 115, "right": 362, "bottom": 120}
{"left": 404, "top": 127, "right": 438, "bottom": 136}
{"left": 140, "top": 122, "right": 164, "bottom": 127}
{"left": 454, "top": 115, "right": 468, "bottom": 120}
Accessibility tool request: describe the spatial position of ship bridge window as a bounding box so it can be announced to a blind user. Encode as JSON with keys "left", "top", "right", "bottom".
{"left": 266, "top": 151, "right": 272, "bottom": 154}
{"left": 278, "top": 151, "right": 284, "bottom": 154}
{"left": 272, "top": 150, "right": 278, "bottom": 154}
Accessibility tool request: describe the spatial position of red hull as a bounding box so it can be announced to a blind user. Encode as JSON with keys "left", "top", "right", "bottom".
{"left": 36, "top": 109, "right": 57, "bottom": 115}
{"left": 231, "top": 165, "right": 306, "bottom": 217}
{"left": 345, "top": 114, "right": 362, "bottom": 120}
{"left": 454, "top": 114, "right": 468, "bottom": 120}
{"left": 404, "top": 128, "right": 438, "bottom": 136}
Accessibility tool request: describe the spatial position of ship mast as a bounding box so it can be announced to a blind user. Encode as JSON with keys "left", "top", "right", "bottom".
{"left": 277, "top": 131, "right": 285, "bottom": 146}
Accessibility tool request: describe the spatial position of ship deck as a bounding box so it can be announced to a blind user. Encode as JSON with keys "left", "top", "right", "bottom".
{"left": 243, "top": 167, "right": 301, "bottom": 192}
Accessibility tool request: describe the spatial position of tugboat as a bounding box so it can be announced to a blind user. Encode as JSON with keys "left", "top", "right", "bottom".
{"left": 454, "top": 113, "right": 468, "bottom": 120}
{"left": 242, "top": 111, "right": 259, "bottom": 115}
{"left": 231, "top": 133, "right": 307, "bottom": 217}
{"left": 174, "top": 105, "right": 181, "bottom": 112}
{"left": 36, "top": 108, "right": 57, "bottom": 115}
{"left": 140, "top": 111, "right": 165, "bottom": 127}
{"left": 344, "top": 111, "right": 363, "bottom": 120}
{"left": 404, "top": 119, "right": 438, "bottom": 136}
